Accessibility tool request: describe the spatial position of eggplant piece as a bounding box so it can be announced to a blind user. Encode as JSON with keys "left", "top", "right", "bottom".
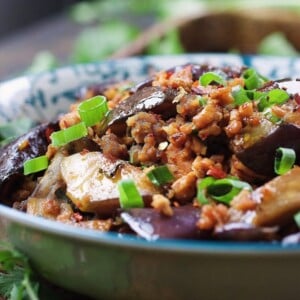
{"left": 282, "top": 232, "right": 300, "bottom": 246}
{"left": 30, "top": 151, "right": 65, "bottom": 199}
{"left": 106, "top": 86, "right": 177, "bottom": 135}
{"left": 60, "top": 152, "right": 159, "bottom": 216}
{"left": 231, "top": 167, "right": 300, "bottom": 227}
{"left": 236, "top": 124, "right": 300, "bottom": 177}
{"left": 0, "top": 122, "right": 58, "bottom": 199}
{"left": 121, "top": 206, "right": 205, "bottom": 241}
{"left": 214, "top": 223, "right": 278, "bottom": 242}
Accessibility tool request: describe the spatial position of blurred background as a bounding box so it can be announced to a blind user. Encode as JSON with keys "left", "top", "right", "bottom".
{"left": 1, "top": 0, "right": 300, "bottom": 80}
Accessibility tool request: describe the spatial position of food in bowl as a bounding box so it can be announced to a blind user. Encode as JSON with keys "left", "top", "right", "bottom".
{"left": 1, "top": 63, "right": 300, "bottom": 243}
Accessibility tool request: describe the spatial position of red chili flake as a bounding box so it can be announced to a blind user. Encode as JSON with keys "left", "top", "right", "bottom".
{"left": 207, "top": 166, "right": 226, "bottom": 179}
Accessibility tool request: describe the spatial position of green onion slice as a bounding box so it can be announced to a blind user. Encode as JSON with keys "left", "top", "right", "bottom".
{"left": 243, "top": 68, "right": 266, "bottom": 90}
{"left": 118, "top": 179, "right": 144, "bottom": 209}
{"left": 268, "top": 88, "right": 289, "bottom": 105}
{"left": 51, "top": 122, "right": 88, "bottom": 147}
{"left": 146, "top": 165, "right": 174, "bottom": 186}
{"left": 199, "top": 71, "right": 226, "bottom": 87}
{"left": 197, "top": 176, "right": 216, "bottom": 205}
{"left": 274, "top": 147, "right": 296, "bottom": 175}
{"left": 232, "top": 86, "right": 250, "bottom": 106}
{"left": 294, "top": 211, "right": 300, "bottom": 228}
{"left": 24, "top": 155, "right": 49, "bottom": 175}
{"left": 207, "top": 178, "right": 252, "bottom": 204}
{"left": 198, "top": 96, "right": 207, "bottom": 106}
{"left": 263, "top": 108, "right": 282, "bottom": 124}
{"left": 197, "top": 177, "right": 252, "bottom": 205}
{"left": 78, "top": 95, "right": 108, "bottom": 127}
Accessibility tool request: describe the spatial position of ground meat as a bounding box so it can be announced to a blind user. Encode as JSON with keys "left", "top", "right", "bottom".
{"left": 151, "top": 194, "right": 173, "bottom": 216}
{"left": 59, "top": 103, "right": 81, "bottom": 129}
{"left": 225, "top": 109, "right": 243, "bottom": 137}
{"left": 99, "top": 133, "right": 128, "bottom": 160}
{"left": 165, "top": 143, "right": 194, "bottom": 177}
{"left": 127, "top": 112, "right": 166, "bottom": 144}
{"left": 196, "top": 203, "right": 229, "bottom": 230}
{"left": 192, "top": 100, "right": 223, "bottom": 131}
{"left": 153, "top": 65, "right": 193, "bottom": 91}
{"left": 171, "top": 171, "right": 197, "bottom": 203}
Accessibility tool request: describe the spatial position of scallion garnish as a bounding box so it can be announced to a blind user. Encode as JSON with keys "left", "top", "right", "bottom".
{"left": 24, "top": 155, "right": 48, "bottom": 175}
{"left": 267, "top": 88, "right": 289, "bottom": 105}
{"left": 197, "top": 176, "right": 252, "bottom": 205}
{"left": 243, "top": 68, "right": 266, "bottom": 90}
{"left": 199, "top": 71, "right": 226, "bottom": 87}
{"left": 263, "top": 108, "right": 282, "bottom": 124}
{"left": 274, "top": 147, "right": 296, "bottom": 175}
{"left": 197, "top": 176, "right": 216, "bottom": 205}
{"left": 118, "top": 179, "right": 144, "bottom": 209}
{"left": 198, "top": 96, "right": 207, "bottom": 106}
{"left": 294, "top": 211, "right": 300, "bottom": 228}
{"left": 51, "top": 122, "right": 88, "bottom": 147}
{"left": 232, "top": 86, "right": 250, "bottom": 105}
{"left": 78, "top": 95, "right": 108, "bottom": 127}
{"left": 146, "top": 165, "right": 174, "bottom": 186}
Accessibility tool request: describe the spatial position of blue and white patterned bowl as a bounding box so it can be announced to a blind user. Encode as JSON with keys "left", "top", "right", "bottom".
{"left": 0, "top": 54, "right": 300, "bottom": 300}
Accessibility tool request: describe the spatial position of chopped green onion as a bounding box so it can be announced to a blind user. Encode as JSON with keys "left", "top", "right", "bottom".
{"left": 78, "top": 95, "right": 109, "bottom": 127}
{"left": 197, "top": 176, "right": 215, "bottom": 205}
{"left": 207, "top": 178, "right": 252, "bottom": 204}
{"left": 243, "top": 68, "right": 266, "bottom": 90}
{"left": 256, "top": 92, "right": 269, "bottom": 111}
{"left": 24, "top": 155, "right": 48, "bottom": 175}
{"left": 146, "top": 165, "right": 174, "bottom": 186}
{"left": 268, "top": 89, "right": 289, "bottom": 105}
{"left": 198, "top": 96, "right": 207, "bottom": 106}
{"left": 118, "top": 179, "right": 144, "bottom": 209}
{"left": 199, "top": 72, "right": 226, "bottom": 87}
{"left": 263, "top": 108, "right": 282, "bottom": 124}
{"left": 51, "top": 122, "right": 88, "bottom": 147}
{"left": 197, "top": 177, "right": 252, "bottom": 205}
{"left": 232, "top": 86, "right": 250, "bottom": 106}
{"left": 294, "top": 211, "right": 300, "bottom": 228}
{"left": 274, "top": 147, "right": 296, "bottom": 175}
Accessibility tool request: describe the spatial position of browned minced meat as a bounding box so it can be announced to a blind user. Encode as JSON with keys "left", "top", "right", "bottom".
{"left": 196, "top": 203, "right": 229, "bottom": 230}
{"left": 127, "top": 112, "right": 166, "bottom": 144}
{"left": 151, "top": 194, "right": 174, "bottom": 217}
{"left": 171, "top": 171, "right": 197, "bottom": 203}
{"left": 99, "top": 132, "right": 128, "bottom": 160}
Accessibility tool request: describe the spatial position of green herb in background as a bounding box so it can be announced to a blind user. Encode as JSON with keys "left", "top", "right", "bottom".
{"left": 72, "top": 21, "right": 139, "bottom": 63}
{"left": 0, "top": 118, "right": 35, "bottom": 148}
{"left": 257, "top": 32, "right": 298, "bottom": 56}
{"left": 146, "top": 29, "right": 184, "bottom": 55}
{"left": 26, "top": 51, "right": 58, "bottom": 74}
{"left": 0, "top": 242, "right": 38, "bottom": 300}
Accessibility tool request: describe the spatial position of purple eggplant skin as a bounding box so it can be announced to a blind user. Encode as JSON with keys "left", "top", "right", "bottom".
{"left": 107, "top": 86, "right": 178, "bottom": 136}
{"left": 214, "top": 223, "right": 278, "bottom": 242}
{"left": 120, "top": 206, "right": 209, "bottom": 241}
{"left": 0, "top": 122, "right": 59, "bottom": 200}
{"left": 236, "top": 124, "right": 300, "bottom": 177}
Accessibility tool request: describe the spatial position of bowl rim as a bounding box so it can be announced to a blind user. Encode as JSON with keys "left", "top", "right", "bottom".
{"left": 1, "top": 204, "right": 300, "bottom": 255}
{"left": 1, "top": 53, "right": 300, "bottom": 255}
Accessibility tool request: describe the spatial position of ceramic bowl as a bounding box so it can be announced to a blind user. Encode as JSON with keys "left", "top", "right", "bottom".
{"left": 1, "top": 54, "right": 300, "bottom": 300}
